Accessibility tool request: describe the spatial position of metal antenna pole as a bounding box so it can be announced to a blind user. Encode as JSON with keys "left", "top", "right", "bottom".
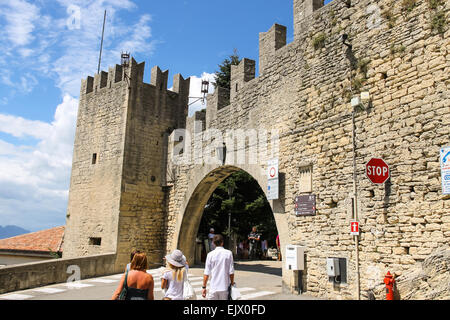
{"left": 97, "top": 10, "right": 107, "bottom": 74}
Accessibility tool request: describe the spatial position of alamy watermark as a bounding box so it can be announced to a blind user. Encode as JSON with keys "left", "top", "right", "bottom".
{"left": 66, "top": 265, "right": 81, "bottom": 289}
{"left": 169, "top": 123, "right": 280, "bottom": 167}
{"left": 66, "top": 5, "right": 81, "bottom": 30}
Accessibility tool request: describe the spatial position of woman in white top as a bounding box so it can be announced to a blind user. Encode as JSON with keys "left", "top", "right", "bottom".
{"left": 161, "top": 250, "right": 188, "bottom": 300}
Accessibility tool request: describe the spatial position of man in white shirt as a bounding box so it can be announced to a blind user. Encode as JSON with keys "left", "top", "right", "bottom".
{"left": 202, "top": 234, "right": 235, "bottom": 300}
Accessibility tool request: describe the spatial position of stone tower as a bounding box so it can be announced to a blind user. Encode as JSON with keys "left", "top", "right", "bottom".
{"left": 63, "top": 58, "right": 190, "bottom": 270}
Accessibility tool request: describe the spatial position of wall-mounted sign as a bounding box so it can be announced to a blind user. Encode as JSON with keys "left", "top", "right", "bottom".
{"left": 267, "top": 159, "right": 279, "bottom": 200}
{"left": 350, "top": 221, "right": 360, "bottom": 236}
{"left": 366, "top": 158, "right": 390, "bottom": 185}
{"left": 295, "top": 195, "right": 316, "bottom": 216}
{"left": 441, "top": 146, "right": 450, "bottom": 195}
{"left": 267, "top": 179, "right": 279, "bottom": 201}
{"left": 267, "top": 159, "right": 279, "bottom": 180}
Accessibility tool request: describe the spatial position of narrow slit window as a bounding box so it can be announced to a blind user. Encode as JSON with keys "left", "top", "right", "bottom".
{"left": 92, "top": 153, "right": 97, "bottom": 165}
{"left": 89, "top": 237, "right": 101, "bottom": 246}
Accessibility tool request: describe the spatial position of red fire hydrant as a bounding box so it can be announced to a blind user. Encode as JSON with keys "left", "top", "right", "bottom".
{"left": 384, "top": 271, "right": 395, "bottom": 300}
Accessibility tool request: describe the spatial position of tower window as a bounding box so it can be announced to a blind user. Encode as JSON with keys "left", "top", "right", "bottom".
{"left": 89, "top": 237, "right": 101, "bottom": 246}
{"left": 92, "top": 153, "right": 97, "bottom": 165}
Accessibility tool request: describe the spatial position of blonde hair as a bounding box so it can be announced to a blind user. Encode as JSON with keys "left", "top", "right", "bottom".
{"left": 166, "top": 262, "right": 185, "bottom": 282}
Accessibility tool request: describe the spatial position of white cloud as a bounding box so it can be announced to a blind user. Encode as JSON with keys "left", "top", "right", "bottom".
{"left": 0, "top": 114, "right": 52, "bottom": 140}
{"left": 0, "top": 0, "right": 157, "bottom": 97}
{"left": 0, "top": 0, "right": 40, "bottom": 47}
{"left": 0, "top": 95, "right": 78, "bottom": 231}
{"left": 0, "top": 0, "right": 158, "bottom": 231}
{"left": 49, "top": 2, "right": 157, "bottom": 96}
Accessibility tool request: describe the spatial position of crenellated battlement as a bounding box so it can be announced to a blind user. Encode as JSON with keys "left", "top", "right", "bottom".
{"left": 231, "top": 58, "right": 256, "bottom": 101}
{"left": 294, "top": 0, "right": 324, "bottom": 39}
{"left": 186, "top": 109, "right": 206, "bottom": 135}
{"left": 80, "top": 57, "right": 190, "bottom": 101}
{"left": 259, "top": 24, "right": 287, "bottom": 76}
{"left": 151, "top": 66, "right": 169, "bottom": 91}
{"left": 108, "top": 64, "right": 124, "bottom": 84}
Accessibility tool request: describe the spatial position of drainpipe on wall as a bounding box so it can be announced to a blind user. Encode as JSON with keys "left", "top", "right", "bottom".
{"left": 351, "top": 110, "right": 361, "bottom": 301}
{"left": 344, "top": 33, "right": 361, "bottom": 300}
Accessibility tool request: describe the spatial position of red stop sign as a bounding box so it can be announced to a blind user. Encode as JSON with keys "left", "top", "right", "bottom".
{"left": 366, "top": 158, "right": 390, "bottom": 184}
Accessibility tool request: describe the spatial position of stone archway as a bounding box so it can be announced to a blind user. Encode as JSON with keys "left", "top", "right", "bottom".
{"left": 173, "top": 164, "right": 289, "bottom": 271}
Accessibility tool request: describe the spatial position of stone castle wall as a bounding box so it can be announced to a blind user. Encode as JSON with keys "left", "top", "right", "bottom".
{"left": 63, "top": 64, "right": 129, "bottom": 259}
{"left": 63, "top": 58, "right": 190, "bottom": 270}
{"left": 62, "top": 0, "right": 449, "bottom": 299}
{"left": 166, "top": 0, "right": 449, "bottom": 300}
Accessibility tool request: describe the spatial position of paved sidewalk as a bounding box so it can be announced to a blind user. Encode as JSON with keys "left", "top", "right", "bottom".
{"left": 189, "top": 260, "right": 319, "bottom": 300}
{"left": 0, "top": 259, "right": 319, "bottom": 300}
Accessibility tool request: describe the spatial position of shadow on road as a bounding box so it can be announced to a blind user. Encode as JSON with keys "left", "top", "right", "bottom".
{"left": 234, "top": 261, "right": 282, "bottom": 276}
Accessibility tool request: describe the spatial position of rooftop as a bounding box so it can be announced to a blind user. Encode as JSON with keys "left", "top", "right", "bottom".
{"left": 0, "top": 226, "right": 64, "bottom": 255}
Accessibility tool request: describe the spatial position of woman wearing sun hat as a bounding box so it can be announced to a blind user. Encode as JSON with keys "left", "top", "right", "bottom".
{"left": 161, "top": 249, "right": 188, "bottom": 300}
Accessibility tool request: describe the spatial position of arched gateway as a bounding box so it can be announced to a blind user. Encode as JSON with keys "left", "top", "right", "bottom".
{"left": 62, "top": 0, "right": 449, "bottom": 300}
{"left": 173, "top": 165, "right": 285, "bottom": 270}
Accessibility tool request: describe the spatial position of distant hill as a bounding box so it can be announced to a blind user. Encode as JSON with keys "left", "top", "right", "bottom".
{"left": 0, "top": 225, "right": 30, "bottom": 239}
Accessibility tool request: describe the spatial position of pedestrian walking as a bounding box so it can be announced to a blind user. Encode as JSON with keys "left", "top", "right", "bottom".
{"left": 261, "top": 239, "right": 268, "bottom": 259}
{"left": 202, "top": 234, "right": 235, "bottom": 300}
{"left": 276, "top": 234, "right": 281, "bottom": 261}
{"left": 161, "top": 249, "right": 188, "bottom": 300}
{"left": 248, "top": 226, "right": 261, "bottom": 260}
{"left": 112, "top": 252, "right": 154, "bottom": 300}
{"left": 208, "top": 228, "right": 216, "bottom": 251}
{"left": 126, "top": 249, "right": 141, "bottom": 271}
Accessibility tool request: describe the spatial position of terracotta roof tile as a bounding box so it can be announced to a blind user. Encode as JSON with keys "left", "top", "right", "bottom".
{"left": 0, "top": 226, "right": 64, "bottom": 253}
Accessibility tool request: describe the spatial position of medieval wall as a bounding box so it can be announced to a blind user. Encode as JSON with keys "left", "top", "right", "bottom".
{"left": 166, "top": 0, "right": 449, "bottom": 300}
{"left": 116, "top": 61, "right": 190, "bottom": 268}
{"left": 63, "top": 58, "right": 190, "bottom": 271}
{"left": 63, "top": 64, "right": 128, "bottom": 259}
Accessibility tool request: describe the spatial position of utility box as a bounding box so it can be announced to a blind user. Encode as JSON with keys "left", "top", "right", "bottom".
{"left": 326, "top": 258, "right": 340, "bottom": 277}
{"left": 285, "top": 245, "right": 305, "bottom": 271}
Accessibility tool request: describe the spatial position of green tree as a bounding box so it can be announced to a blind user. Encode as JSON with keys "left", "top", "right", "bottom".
{"left": 213, "top": 49, "right": 241, "bottom": 90}
{"left": 198, "top": 171, "right": 278, "bottom": 248}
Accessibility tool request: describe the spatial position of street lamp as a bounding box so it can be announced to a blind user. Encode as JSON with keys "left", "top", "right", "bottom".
{"left": 227, "top": 184, "right": 235, "bottom": 250}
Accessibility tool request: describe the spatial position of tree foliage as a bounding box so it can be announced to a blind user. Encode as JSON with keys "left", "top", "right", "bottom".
{"left": 213, "top": 49, "right": 241, "bottom": 90}
{"left": 197, "top": 171, "right": 278, "bottom": 248}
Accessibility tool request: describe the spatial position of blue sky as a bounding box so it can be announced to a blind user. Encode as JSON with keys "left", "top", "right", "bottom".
{"left": 0, "top": 0, "right": 334, "bottom": 232}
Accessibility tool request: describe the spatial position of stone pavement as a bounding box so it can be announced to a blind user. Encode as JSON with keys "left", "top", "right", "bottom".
{"left": 0, "top": 260, "right": 319, "bottom": 300}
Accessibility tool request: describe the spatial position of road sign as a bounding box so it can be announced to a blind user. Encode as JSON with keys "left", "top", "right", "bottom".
{"left": 267, "top": 159, "right": 279, "bottom": 180}
{"left": 440, "top": 146, "right": 450, "bottom": 195}
{"left": 295, "top": 195, "right": 316, "bottom": 216}
{"left": 366, "top": 158, "right": 390, "bottom": 185}
{"left": 267, "top": 159, "right": 279, "bottom": 200}
{"left": 350, "top": 221, "right": 360, "bottom": 236}
{"left": 267, "top": 179, "right": 279, "bottom": 200}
